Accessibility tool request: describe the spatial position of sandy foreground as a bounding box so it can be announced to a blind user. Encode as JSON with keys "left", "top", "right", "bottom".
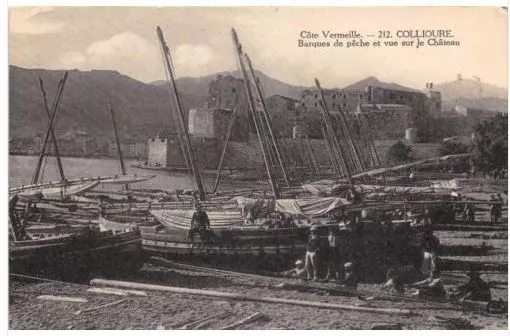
{"left": 9, "top": 227, "right": 508, "bottom": 330}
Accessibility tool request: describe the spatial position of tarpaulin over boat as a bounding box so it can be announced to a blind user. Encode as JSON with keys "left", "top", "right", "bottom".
{"left": 150, "top": 208, "right": 244, "bottom": 230}
{"left": 98, "top": 216, "right": 136, "bottom": 232}
{"left": 230, "top": 196, "right": 274, "bottom": 218}
{"left": 275, "top": 197, "right": 351, "bottom": 217}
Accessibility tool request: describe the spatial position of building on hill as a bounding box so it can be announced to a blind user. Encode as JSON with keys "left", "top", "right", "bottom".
{"left": 297, "top": 82, "right": 442, "bottom": 141}
{"left": 298, "top": 88, "right": 367, "bottom": 113}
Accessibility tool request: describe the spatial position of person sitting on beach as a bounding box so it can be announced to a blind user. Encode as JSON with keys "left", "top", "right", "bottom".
{"left": 451, "top": 269, "right": 491, "bottom": 302}
{"left": 279, "top": 259, "right": 308, "bottom": 280}
{"left": 381, "top": 268, "right": 404, "bottom": 294}
{"left": 411, "top": 268, "right": 446, "bottom": 298}
{"left": 305, "top": 226, "right": 321, "bottom": 281}
{"left": 341, "top": 262, "right": 358, "bottom": 289}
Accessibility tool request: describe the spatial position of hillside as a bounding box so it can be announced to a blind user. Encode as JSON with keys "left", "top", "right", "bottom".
{"left": 9, "top": 66, "right": 206, "bottom": 140}
{"left": 342, "top": 76, "right": 419, "bottom": 92}
{"left": 152, "top": 70, "right": 310, "bottom": 100}
{"left": 10, "top": 66, "right": 508, "bottom": 143}
{"left": 435, "top": 78, "right": 507, "bottom": 102}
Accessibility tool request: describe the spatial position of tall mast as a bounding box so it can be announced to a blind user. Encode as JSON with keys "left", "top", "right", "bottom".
{"left": 244, "top": 54, "right": 290, "bottom": 187}
{"left": 38, "top": 78, "right": 66, "bottom": 183}
{"left": 213, "top": 106, "right": 239, "bottom": 193}
{"left": 231, "top": 28, "right": 279, "bottom": 198}
{"left": 108, "top": 102, "right": 129, "bottom": 190}
{"left": 315, "top": 79, "right": 352, "bottom": 184}
{"left": 32, "top": 72, "right": 68, "bottom": 185}
{"left": 156, "top": 26, "right": 206, "bottom": 201}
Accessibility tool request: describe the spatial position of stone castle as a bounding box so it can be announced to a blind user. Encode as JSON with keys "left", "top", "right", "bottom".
{"left": 146, "top": 75, "right": 496, "bottom": 170}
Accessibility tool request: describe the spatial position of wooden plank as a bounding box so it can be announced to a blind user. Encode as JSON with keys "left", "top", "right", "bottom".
{"left": 90, "top": 279, "right": 413, "bottom": 315}
{"left": 37, "top": 295, "right": 88, "bottom": 303}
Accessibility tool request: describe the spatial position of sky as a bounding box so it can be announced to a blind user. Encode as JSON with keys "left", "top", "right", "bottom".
{"left": 8, "top": 6, "right": 509, "bottom": 90}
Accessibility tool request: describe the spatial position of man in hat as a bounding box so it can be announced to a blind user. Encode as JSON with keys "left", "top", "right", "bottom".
{"left": 189, "top": 194, "right": 212, "bottom": 247}
{"left": 451, "top": 269, "right": 491, "bottom": 302}
{"left": 305, "top": 226, "right": 321, "bottom": 281}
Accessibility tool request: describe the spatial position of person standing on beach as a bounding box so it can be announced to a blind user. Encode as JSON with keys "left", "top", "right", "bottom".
{"left": 326, "top": 227, "right": 339, "bottom": 281}
{"left": 305, "top": 226, "right": 320, "bottom": 281}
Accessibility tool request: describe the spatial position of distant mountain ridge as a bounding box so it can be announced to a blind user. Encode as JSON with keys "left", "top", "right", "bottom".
{"left": 9, "top": 65, "right": 508, "bottom": 142}
{"left": 152, "top": 70, "right": 310, "bottom": 100}
{"left": 9, "top": 65, "right": 202, "bottom": 140}
{"left": 342, "top": 76, "right": 420, "bottom": 92}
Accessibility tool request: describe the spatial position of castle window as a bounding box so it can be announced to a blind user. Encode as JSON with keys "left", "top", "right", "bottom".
{"left": 301, "top": 102, "right": 305, "bottom": 106}
{"left": 332, "top": 103, "right": 336, "bottom": 107}
{"left": 359, "top": 94, "right": 363, "bottom": 99}
{"left": 333, "top": 94, "right": 336, "bottom": 99}
{"left": 314, "top": 94, "right": 318, "bottom": 99}
{"left": 343, "top": 94, "right": 347, "bottom": 99}
{"left": 388, "top": 93, "right": 396, "bottom": 100}
{"left": 314, "top": 102, "right": 318, "bottom": 107}
{"left": 436, "top": 102, "right": 441, "bottom": 108}
{"left": 232, "top": 88, "right": 236, "bottom": 93}
{"left": 399, "top": 95, "right": 404, "bottom": 100}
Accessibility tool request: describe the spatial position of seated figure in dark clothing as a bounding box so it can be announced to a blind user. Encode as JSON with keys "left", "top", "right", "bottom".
{"left": 451, "top": 269, "right": 491, "bottom": 302}
{"left": 188, "top": 196, "right": 214, "bottom": 247}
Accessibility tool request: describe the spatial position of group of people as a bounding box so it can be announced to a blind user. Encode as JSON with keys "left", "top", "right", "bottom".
{"left": 282, "top": 221, "right": 492, "bottom": 305}
{"left": 284, "top": 225, "right": 358, "bottom": 288}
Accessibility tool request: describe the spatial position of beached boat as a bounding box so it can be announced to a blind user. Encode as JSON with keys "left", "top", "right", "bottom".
{"left": 9, "top": 226, "right": 142, "bottom": 280}
{"left": 8, "top": 196, "right": 143, "bottom": 280}
{"left": 95, "top": 195, "right": 428, "bottom": 277}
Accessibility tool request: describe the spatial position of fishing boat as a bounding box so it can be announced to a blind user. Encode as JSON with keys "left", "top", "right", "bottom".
{"left": 9, "top": 196, "right": 143, "bottom": 280}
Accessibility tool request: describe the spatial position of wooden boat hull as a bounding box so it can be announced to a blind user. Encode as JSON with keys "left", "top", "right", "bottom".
{"left": 9, "top": 228, "right": 143, "bottom": 280}
{"left": 138, "top": 221, "right": 427, "bottom": 278}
